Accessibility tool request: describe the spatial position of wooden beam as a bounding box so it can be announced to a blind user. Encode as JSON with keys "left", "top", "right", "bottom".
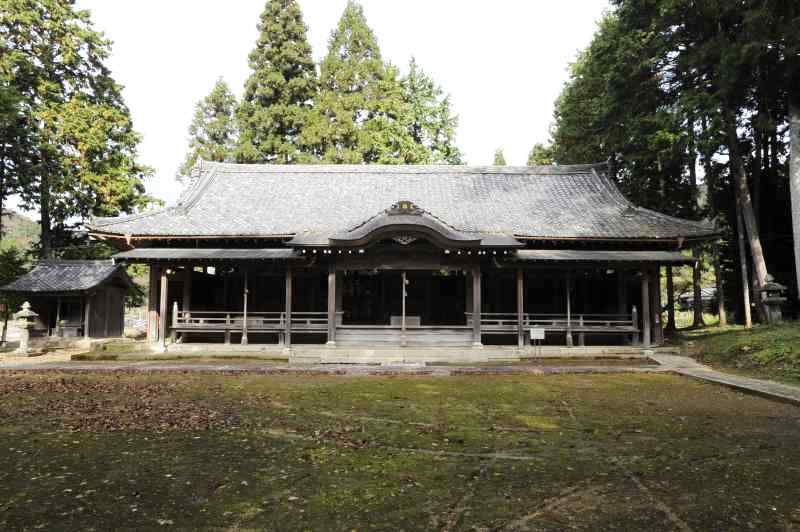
{"left": 327, "top": 262, "right": 336, "bottom": 346}
{"left": 285, "top": 266, "right": 293, "bottom": 347}
{"left": 565, "top": 274, "right": 573, "bottom": 347}
{"left": 516, "top": 268, "right": 524, "bottom": 347}
{"left": 159, "top": 267, "right": 169, "bottom": 349}
{"left": 182, "top": 266, "right": 192, "bottom": 315}
{"left": 241, "top": 269, "right": 249, "bottom": 345}
{"left": 641, "top": 271, "right": 651, "bottom": 347}
{"left": 401, "top": 270, "right": 407, "bottom": 347}
{"left": 147, "top": 265, "right": 159, "bottom": 342}
{"left": 55, "top": 297, "right": 61, "bottom": 337}
{"left": 472, "top": 264, "right": 482, "bottom": 347}
{"left": 652, "top": 267, "right": 663, "bottom": 345}
{"left": 84, "top": 294, "right": 91, "bottom": 339}
{"left": 665, "top": 265, "right": 676, "bottom": 331}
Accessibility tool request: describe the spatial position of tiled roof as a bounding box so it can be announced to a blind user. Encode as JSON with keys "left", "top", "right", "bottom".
{"left": 513, "top": 250, "right": 696, "bottom": 264}
{"left": 89, "top": 162, "right": 717, "bottom": 242}
{"left": 113, "top": 248, "right": 302, "bottom": 262}
{"left": 0, "top": 260, "right": 129, "bottom": 294}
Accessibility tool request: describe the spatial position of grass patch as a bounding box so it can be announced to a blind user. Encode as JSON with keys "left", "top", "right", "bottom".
{"left": 680, "top": 321, "right": 800, "bottom": 384}
{"left": 1, "top": 371, "right": 800, "bottom": 530}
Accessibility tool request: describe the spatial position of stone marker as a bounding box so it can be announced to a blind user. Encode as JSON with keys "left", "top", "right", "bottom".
{"left": 14, "top": 301, "right": 38, "bottom": 356}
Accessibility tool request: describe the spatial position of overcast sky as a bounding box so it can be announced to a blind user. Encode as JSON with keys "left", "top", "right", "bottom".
{"left": 74, "top": 0, "right": 610, "bottom": 205}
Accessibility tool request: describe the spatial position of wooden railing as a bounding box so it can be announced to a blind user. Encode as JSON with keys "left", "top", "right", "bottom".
{"left": 466, "top": 311, "right": 640, "bottom": 345}
{"left": 171, "top": 308, "right": 336, "bottom": 336}
{"left": 466, "top": 312, "right": 638, "bottom": 331}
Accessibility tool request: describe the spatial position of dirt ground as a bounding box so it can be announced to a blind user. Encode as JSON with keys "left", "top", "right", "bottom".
{"left": 1, "top": 371, "right": 799, "bottom": 531}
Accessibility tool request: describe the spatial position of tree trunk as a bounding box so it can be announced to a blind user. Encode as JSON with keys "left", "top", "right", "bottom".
{"left": 692, "top": 247, "right": 704, "bottom": 327}
{"left": 40, "top": 171, "right": 52, "bottom": 259}
{"left": 790, "top": 98, "right": 800, "bottom": 300}
{"left": 713, "top": 242, "right": 727, "bottom": 327}
{"left": 736, "top": 189, "right": 753, "bottom": 328}
{"left": 724, "top": 112, "right": 769, "bottom": 321}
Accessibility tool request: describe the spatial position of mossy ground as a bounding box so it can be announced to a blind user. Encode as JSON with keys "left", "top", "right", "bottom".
{"left": 2, "top": 371, "right": 800, "bottom": 530}
{"left": 680, "top": 321, "right": 800, "bottom": 384}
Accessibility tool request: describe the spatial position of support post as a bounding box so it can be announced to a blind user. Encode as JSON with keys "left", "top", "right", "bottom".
{"left": 516, "top": 268, "right": 524, "bottom": 347}
{"left": 159, "top": 267, "right": 169, "bottom": 349}
{"left": 401, "top": 270, "right": 408, "bottom": 347}
{"left": 241, "top": 269, "right": 249, "bottom": 345}
{"left": 631, "top": 305, "right": 640, "bottom": 345}
{"left": 327, "top": 262, "right": 336, "bottom": 346}
{"left": 84, "top": 294, "right": 92, "bottom": 340}
{"left": 665, "top": 265, "right": 676, "bottom": 332}
{"left": 182, "top": 266, "right": 192, "bottom": 317}
{"left": 565, "top": 274, "right": 573, "bottom": 347}
{"left": 147, "top": 265, "right": 159, "bottom": 342}
{"left": 171, "top": 301, "right": 178, "bottom": 343}
{"left": 472, "top": 264, "right": 482, "bottom": 347}
{"left": 652, "top": 267, "right": 663, "bottom": 345}
{"left": 55, "top": 297, "right": 62, "bottom": 337}
{"left": 641, "top": 271, "right": 651, "bottom": 348}
{"left": 285, "top": 267, "right": 293, "bottom": 347}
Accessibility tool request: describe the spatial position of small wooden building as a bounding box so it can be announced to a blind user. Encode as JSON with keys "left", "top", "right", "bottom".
{"left": 0, "top": 260, "right": 132, "bottom": 338}
{"left": 88, "top": 162, "right": 718, "bottom": 352}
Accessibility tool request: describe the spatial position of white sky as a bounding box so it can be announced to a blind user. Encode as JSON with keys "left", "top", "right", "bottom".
{"left": 74, "top": 0, "right": 610, "bottom": 206}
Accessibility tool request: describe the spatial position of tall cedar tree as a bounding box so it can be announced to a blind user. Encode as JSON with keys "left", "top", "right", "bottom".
{"left": 493, "top": 148, "right": 507, "bottom": 165}
{"left": 180, "top": 79, "right": 237, "bottom": 178}
{"left": 0, "top": 80, "right": 29, "bottom": 243}
{"left": 527, "top": 143, "right": 554, "bottom": 165}
{"left": 236, "top": 0, "right": 317, "bottom": 164}
{"left": 303, "top": 1, "right": 426, "bottom": 164}
{"left": 1, "top": 0, "right": 153, "bottom": 258}
{"left": 550, "top": 2, "right": 800, "bottom": 321}
{"left": 401, "top": 58, "right": 462, "bottom": 164}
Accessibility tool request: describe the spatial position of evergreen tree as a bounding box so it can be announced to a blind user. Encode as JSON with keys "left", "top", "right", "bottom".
{"left": 493, "top": 148, "right": 507, "bottom": 166}
{"left": 401, "top": 58, "right": 462, "bottom": 164}
{"left": 304, "top": 1, "right": 425, "bottom": 164}
{"left": 0, "top": 0, "right": 153, "bottom": 258}
{"left": 527, "top": 143, "right": 554, "bottom": 165}
{"left": 0, "top": 245, "right": 28, "bottom": 345}
{"left": 236, "top": 0, "right": 317, "bottom": 164}
{"left": 179, "top": 79, "right": 237, "bottom": 178}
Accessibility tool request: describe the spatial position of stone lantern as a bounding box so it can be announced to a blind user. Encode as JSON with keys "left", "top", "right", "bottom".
{"left": 758, "top": 275, "right": 788, "bottom": 324}
{"left": 14, "top": 301, "right": 39, "bottom": 356}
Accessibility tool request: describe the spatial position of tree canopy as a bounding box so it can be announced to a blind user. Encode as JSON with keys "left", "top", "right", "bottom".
{"left": 180, "top": 78, "right": 238, "bottom": 178}
{"left": 493, "top": 148, "right": 507, "bottom": 166}
{"left": 236, "top": 0, "right": 317, "bottom": 164}
{"left": 0, "top": 0, "right": 153, "bottom": 258}
{"left": 302, "top": 1, "right": 426, "bottom": 164}
{"left": 547, "top": 0, "right": 800, "bottom": 320}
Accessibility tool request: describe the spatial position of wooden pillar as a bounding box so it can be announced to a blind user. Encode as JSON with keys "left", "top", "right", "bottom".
{"left": 327, "top": 262, "right": 336, "bottom": 346}
{"left": 401, "top": 270, "right": 408, "bottom": 347}
{"left": 55, "top": 297, "right": 62, "bottom": 337}
{"left": 182, "top": 266, "right": 192, "bottom": 316}
{"left": 83, "top": 294, "right": 92, "bottom": 339}
{"left": 652, "top": 267, "right": 663, "bottom": 345}
{"left": 641, "top": 271, "right": 651, "bottom": 348}
{"left": 516, "top": 268, "right": 524, "bottom": 347}
{"left": 147, "top": 265, "right": 159, "bottom": 342}
{"left": 665, "top": 265, "right": 676, "bottom": 332}
{"left": 159, "top": 267, "right": 169, "bottom": 349}
{"left": 565, "top": 274, "right": 573, "bottom": 347}
{"left": 472, "top": 264, "right": 482, "bottom": 347}
{"left": 285, "top": 267, "right": 293, "bottom": 347}
{"left": 241, "top": 269, "right": 249, "bottom": 345}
